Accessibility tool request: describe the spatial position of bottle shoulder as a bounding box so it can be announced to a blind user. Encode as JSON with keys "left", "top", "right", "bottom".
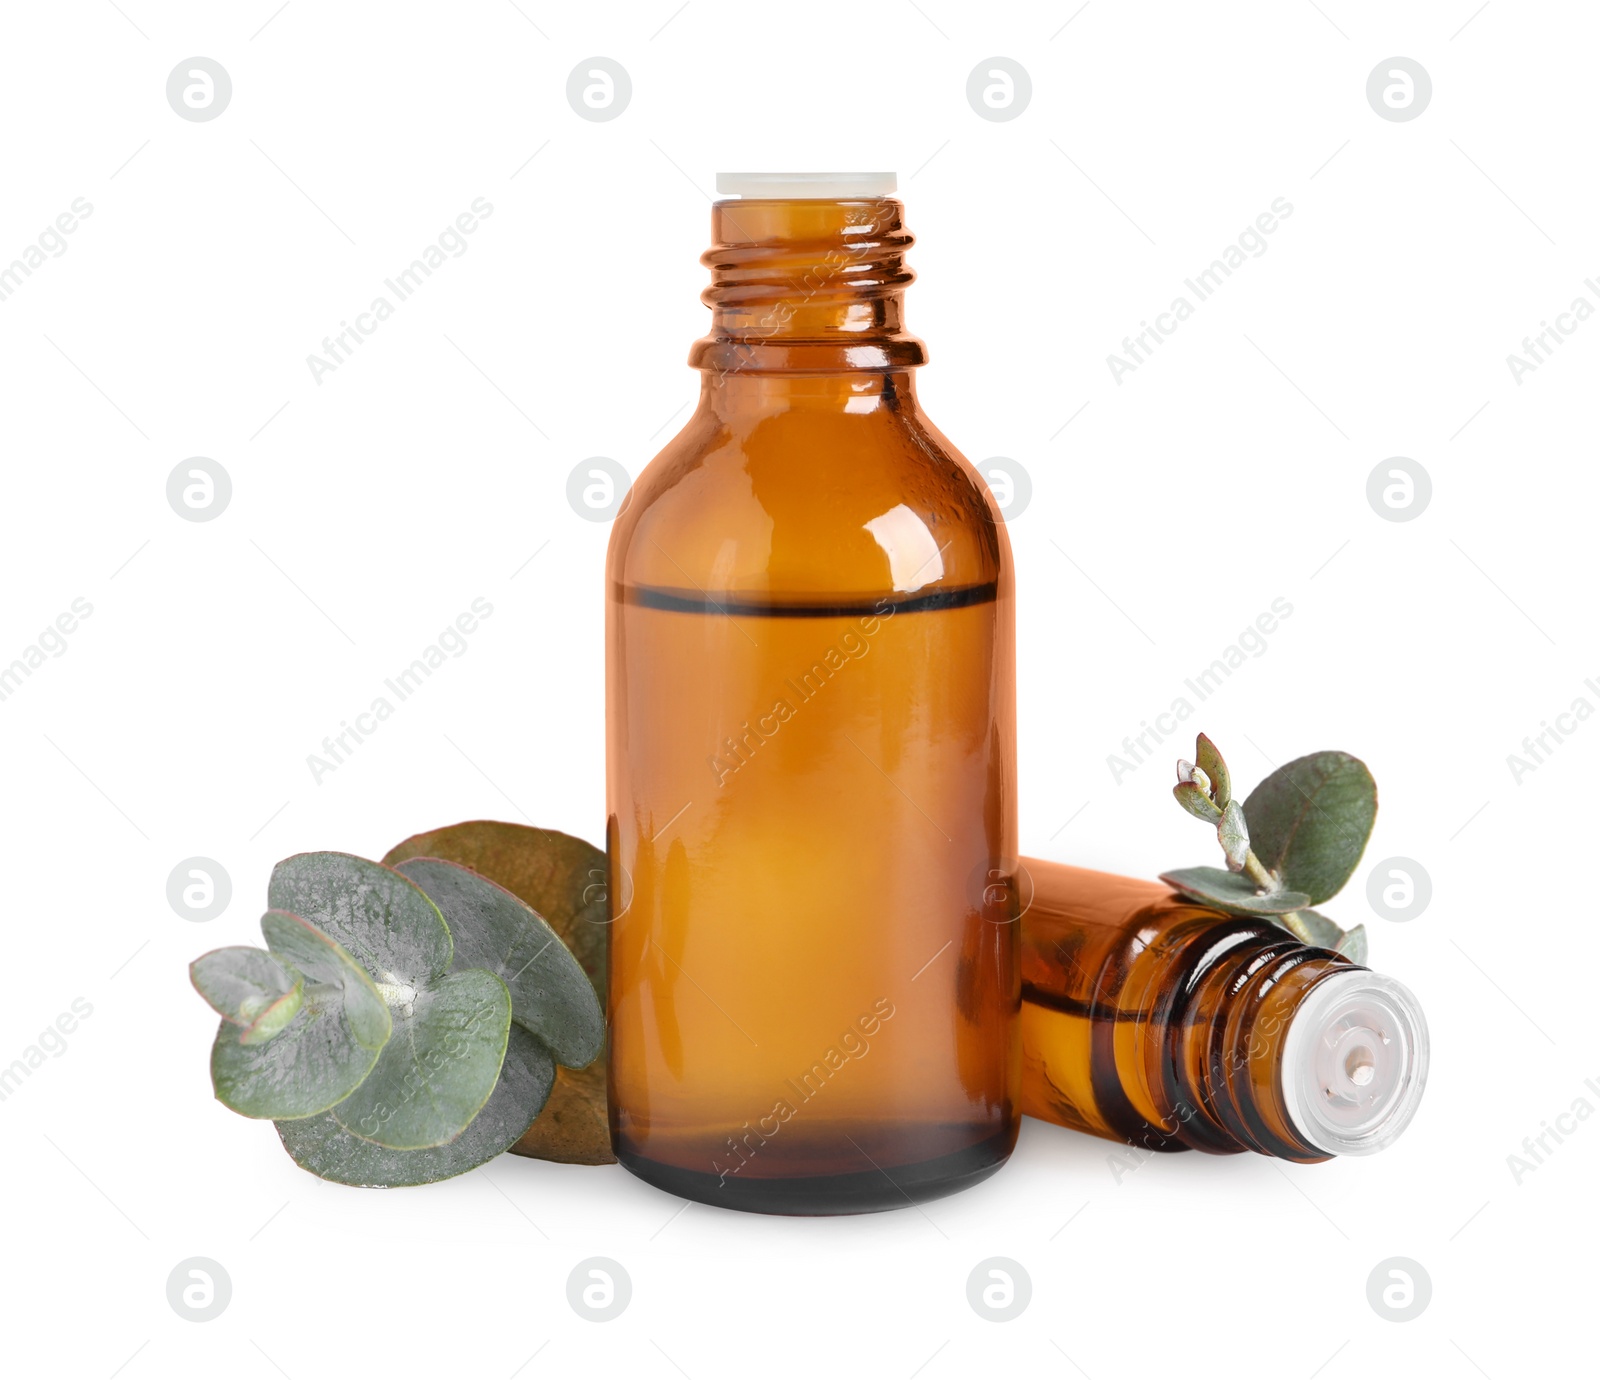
{"left": 606, "top": 397, "right": 1011, "bottom": 601}
{"left": 1020, "top": 861, "right": 1295, "bottom": 1010}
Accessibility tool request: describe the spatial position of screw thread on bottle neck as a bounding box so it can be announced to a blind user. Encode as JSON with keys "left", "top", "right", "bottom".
{"left": 689, "top": 196, "right": 928, "bottom": 377}
{"left": 1164, "top": 928, "right": 1428, "bottom": 1159}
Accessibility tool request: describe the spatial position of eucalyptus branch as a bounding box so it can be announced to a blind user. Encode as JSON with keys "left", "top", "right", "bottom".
{"left": 1238, "top": 849, "right": 1281, "bottom": 895}
{"left": 1164, "top": 734, "right": 1374, "bottom": 963}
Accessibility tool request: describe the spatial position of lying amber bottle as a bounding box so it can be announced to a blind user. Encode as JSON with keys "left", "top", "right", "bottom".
{"left": 1019, "top": 858, "right": 1428, "bottom": 1161}
{"left": 605, "top": 172, "right": 1018, "bottom": 1214}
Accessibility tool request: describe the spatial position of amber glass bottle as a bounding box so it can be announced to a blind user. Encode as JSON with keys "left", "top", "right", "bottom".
{"left": 1019, "top": 858, "right": 1428, "bottom": 1162}
{"left": 605, "top": 172, "right": 1018, "bottom": 1214}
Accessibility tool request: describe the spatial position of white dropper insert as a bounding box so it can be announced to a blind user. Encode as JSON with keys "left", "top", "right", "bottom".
{"left": 716, "top": 171, "right": 897, "bottom": 199}
{"left": 1280, "top": 969, "right": 1429, "bottom": 1156}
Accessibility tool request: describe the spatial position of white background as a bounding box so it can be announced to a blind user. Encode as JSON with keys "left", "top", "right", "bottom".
{"left": 1, "top": 2, "right": 1593, "bottom": 1376}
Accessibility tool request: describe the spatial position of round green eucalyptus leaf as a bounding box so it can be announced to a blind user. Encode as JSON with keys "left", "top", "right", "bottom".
{"left": 260, "top": 910, "right": 390, "bottom": 1050}
{"left": 239, "top": 985, "right": 305, "bottom": 1045}
{"left": 1160, "top": 866, "right": 1311, "bottom": 916}
{"left": 331, "top": 968, "right": 512, "bottom": 1150}
{"left": 1279, "top": 907, "right": 1344, "bottom": 950}
{"left": 1280, "top": 908, "right": 1370, "bottom": 965}
{"left": 276, "top": 1025, "right": 557, "bottom": 1187}
{"left": 380, "top": 822, "right": 614, "bottom": 1168}
{"left": 394, "top": 857, "right": 605, "bottom": 1069}
{"left": 381, "top": 821, "right": 609, "bottom": 997}
{"left": 510, "top": 1060, "right": 613, "bottom": 1165}
{"left": 210, "top": 989, "right": 382, "bottom": 1120}
{"left": 1337, "top": 922, "right": 1369, "bottom": 965}
{"left": 268, "top": 852, "right": 452, "bottom": 988}
{"left": 1241, "top": 751, "right": 1378, "bottom": 906}
{"left": 191, "top": 946, "right": 303, "bottom": 1040}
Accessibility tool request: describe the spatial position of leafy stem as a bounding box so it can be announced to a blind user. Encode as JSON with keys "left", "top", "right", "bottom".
{"left": 191, "top": 841, "right": 608, "bottom": 1187}
{"left": 1165, "top": 734, "right": 1374, "bottom": 963}
{"left": 1239, "top": 850, "right": 1280, "bottom": 894}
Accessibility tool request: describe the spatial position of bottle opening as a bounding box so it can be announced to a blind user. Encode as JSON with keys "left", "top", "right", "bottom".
{"left": 691, "top": 181, "right": 925, "bottom": 375}
{"left": 716, "top": 171, "right": 897, "bottom": 200}
{"left": 1280, "top": 968, "right": 1430, "bottom": 1156}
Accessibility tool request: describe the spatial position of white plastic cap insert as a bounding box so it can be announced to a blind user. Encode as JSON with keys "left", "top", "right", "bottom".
{"left": 716, "top": 171, "right": 897, "bottom": 199}
{"left": 1281, "top": 968, "right": 1430, "bottom": 1156}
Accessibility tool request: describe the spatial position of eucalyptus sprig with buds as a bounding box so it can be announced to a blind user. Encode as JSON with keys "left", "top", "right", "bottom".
{"left": 1161, "top": 733, "right": 1374, "bottom": 962}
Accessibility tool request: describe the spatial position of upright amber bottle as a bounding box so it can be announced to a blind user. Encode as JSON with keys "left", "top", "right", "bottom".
{"left": 605, "top": 172, "right": 1019, "bottom": 1214}
{"left": 1018, "top": 859, "right": 1429, "bottom": 1161}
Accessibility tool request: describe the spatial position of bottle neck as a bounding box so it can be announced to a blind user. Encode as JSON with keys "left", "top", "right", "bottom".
{"left": 696, "top": 369, "right": 919, "bottom": 418}
{"left": 1160, "top": 930, "right": 1344, "bottom": 1159}
{"left": 1157, "top": 926, "right": 1428, "bottom": 1160}
{"left": 688, "top": 196, "right": 928, "bottom": 380}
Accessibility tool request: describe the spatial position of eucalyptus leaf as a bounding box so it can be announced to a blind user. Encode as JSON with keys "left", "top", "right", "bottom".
{"left": 210, "top": 987, "right": 381, "bottom": 1121}
{"left": 1241, "top": 751, "right": 1377, "bottom": 906}
{"left": 1217, "top": 800, "right": 1250, "bottom": 872}
{"left": 382, "top": 822, "right": 609, "bottom": 996}
{"left": 269, "top": 852, "right": 452, "bottom": 991}
{"left": 261, "top": 910, "right": 391, "bottom": 1050}
{"left": 1337, "top": 923, "right": 1369, "bottom": 965}
{"left": 331, "top": 968, "right": 512, "bottom": 1150}
{"left": 1195, "top": 733, "right": 1231, "bottom": 807}
{"left": 207, "top": 910, "right": 396, "bottom": 1119}
{"left": 1278, "top": 908, "right": 1342, "bottom": 949}
{"left": 394, "top": 857, "right": 604, "bottom": 1070}
{"left": 382, "top": 821, "right": 616, "bottom": 1167}
{"left": 239, "top": 991, "right": 305, "bottom": 1046}
{"left": 1173, "top": 782, "right": 1221, "bottom": 823}
{"left": 512, "top": 1061, "right": 612, "bottom": 1165}
{"left": 191, "top": 946, "right": 303, "bottom": 1043}
{"left": 277, "top": 1025, "right": 557, "bottom": 1187}
{"left": 1159, "top": 866, "right": 1310, "bottom": 916}
{"left": 1277, "top": 908, "right": 1369, "bottom": 966}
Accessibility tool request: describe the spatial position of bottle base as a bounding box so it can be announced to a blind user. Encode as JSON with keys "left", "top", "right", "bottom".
{"left": 616, "top": 1131, "right": 1013, "bottom": 1217}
